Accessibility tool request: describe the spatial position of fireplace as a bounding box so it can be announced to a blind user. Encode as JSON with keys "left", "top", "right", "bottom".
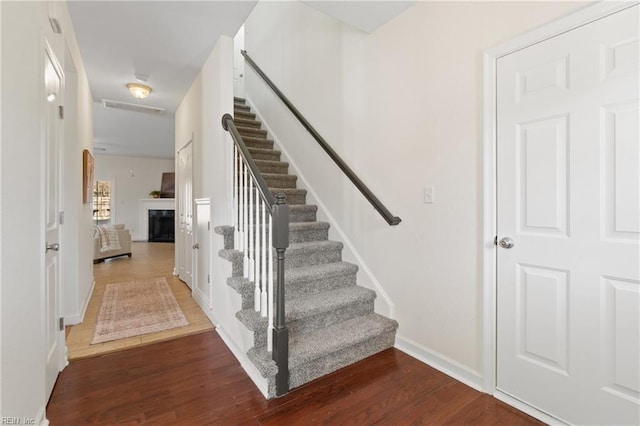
{"left": 148, "top": 209, "right": 175, "bottom": 242}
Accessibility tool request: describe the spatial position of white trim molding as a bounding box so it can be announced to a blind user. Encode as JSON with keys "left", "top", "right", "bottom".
{"left": 395, "top": 336, "right": 483, "bottom": 392}
{"left": 64, "top": 279, "right": 95, "bottom": 325}
{"left": 494, "top": 392, "right": 567, "bottom": 425}
{"left": 216, "top": 326, "right": 268, "bottom": 398}
{"left": 482, "top": 0, "right": 639, "bottom": 409}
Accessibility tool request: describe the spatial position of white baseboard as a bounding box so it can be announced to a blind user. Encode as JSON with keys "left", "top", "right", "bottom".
{"left": 493, "top": 391, "right": 567, "bottom": 425}
{"left": 395, "top": 335, "right": 483, "bottom": 392}
{"left": 80, "top": 279, "right": 95, "bottom": 322}
{"left": 64, "top": 314, "right": 82, "bottom": 325}
{"left": 192, "top": 290, "right": 218, "bottom": 327}
{"left": 64, "top": 279, "right": 95, "bottom": 325}
{"left": 216, "top": 326, "right": 268, "bottom": 398}
{"left": 37, "top": 405, "right": 48, "bottom": 426}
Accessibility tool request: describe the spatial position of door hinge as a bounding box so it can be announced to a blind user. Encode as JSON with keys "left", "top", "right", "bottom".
{"left": 207, "top": 274, "right": 210, "bottom": 284}
{"left": 58, "top": 105, "right": 64, "bottom": 119}
{"left": 59, "top": 211, "right": 65, "bottom": 225}
{"left": 59, "top": 317, "right": 64, "bottom": 331}
{"left": 208, "top": 221, "right": 210, "bottom": 230}
{"left": 494, "top": 236, "right": 498, "bottom": 246}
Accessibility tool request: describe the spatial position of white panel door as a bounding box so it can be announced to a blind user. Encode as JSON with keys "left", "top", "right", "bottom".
{"left": 44, "top": 41, "right": 65, "bottom": 399}
{"left": 177, "top": 142, "right": 193, "bottom": 288}
{"left": 194, "top": 199, "right": 211, "bottom": 309}
{"left": 496, "top": 6, "right": 639, "bottom": 425}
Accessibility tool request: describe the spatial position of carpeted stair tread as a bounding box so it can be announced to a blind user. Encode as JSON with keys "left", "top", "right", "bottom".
{"left": 285, "top": 240, "right": 343, "bottom": 268}
{"left": 289, "top": 204, "right": 317, "bottom": 222}
{"left": 234, "top": 117, "right": 262, "bottom": 129}
{"left": 289, "top": 221, "right": 329, "bottom": 232}
{"left": 286, "top": 261, "right": 357, "bottom": 283}
{"left": 226, "top": 261, "right": 358, "bottom": 309}
{"left": 222, "top": 221, "right": 329, "bottom": 243}
{"left": 219, "top": 239, "right": 343, "bottom": 272}
{"left": 269, "top": 188, "right": 306, "bottom": 205}
{"left": 288, "top": 221, "right": 330, "bottom": 243}
{"left": 248, "top": 147, "right": 281, "bottom": 161}
{"left": 234, "top": 103, "right": 250, "bottom": 112}
{"left": 222, "top": 205, "right": 317, "bottom": 224}
{"left": 234, "top": 97, "right": 246, "bottom": 103}
{"left": 218, "top": 248, "right": 241, "bottom": 262}
{"left": 242, "top": 137, "right": 274, "bottom": 150}
{"left": 214, "top": 225, "right": 234, "bottom": 250}
{"left": 237, "top": 126, "right": 267, "bottom": 137}
{"left": 236, "top": 286, "right": 375, "bottom": 332}
{"left": 254, "top": 160, "right": 289, "bottom": 175}
{"left": 262, "top": 173, "right": 297, "bottom": 189}
{"left": 227, "top": 275, "right": 254, "bottom": 297}
{"left": 235, "top": 110, "right": 256, "bottom": 120}
{"left": 247, "top": 313, "right": 398, "bottom": 377}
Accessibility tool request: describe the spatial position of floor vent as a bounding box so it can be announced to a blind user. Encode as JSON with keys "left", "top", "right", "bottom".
{"left": 102, "top": 99, "right": 165, "bottom": 115}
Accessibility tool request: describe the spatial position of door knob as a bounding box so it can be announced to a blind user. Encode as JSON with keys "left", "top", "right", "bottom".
{"left": 46, "top": 242, "right": 60, "bottom": 252}
{"left": 498, "top": 237, "right": 515, "bottom": 249}
{"left": 192, "top": 243, "right": 199, "bottom": 249}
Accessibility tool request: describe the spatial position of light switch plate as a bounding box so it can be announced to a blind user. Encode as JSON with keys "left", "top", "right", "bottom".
{"left": 424, "top": 187, "right": 435, "bottom": 204}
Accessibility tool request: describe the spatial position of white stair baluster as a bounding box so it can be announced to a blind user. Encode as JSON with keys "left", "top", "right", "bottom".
{"left": 254, "top": 192, "right": 261, "bottom": 312}
{"left": 267, "top": 213, "right": 274, "bottom": 352}
{"left": 242, "top": 164, "right": 249, "bottom": 278}
{"left": 260, "top": 200, "right": 268, "bottom": 317}
{"left": 249, "top": 179, "right": 257, "bottom": 307}
{"left": 233, "top": 146, "right": 239, "bottom": 250}
{"left": 239, "top": 152, "right": 244, "bottom": 251}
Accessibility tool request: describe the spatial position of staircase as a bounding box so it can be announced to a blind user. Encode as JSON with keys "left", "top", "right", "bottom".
{"left": 215, "top": 98, "right": 398, "bottom": 398}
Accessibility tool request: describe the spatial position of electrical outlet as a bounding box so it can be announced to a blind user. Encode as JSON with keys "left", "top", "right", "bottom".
{"left": 424, "top": 187, "right": 435, "bottom": 204}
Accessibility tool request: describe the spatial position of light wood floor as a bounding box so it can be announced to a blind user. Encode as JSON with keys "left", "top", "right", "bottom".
{"left": 65, "top": 242, "right": 214, "bottom": 360}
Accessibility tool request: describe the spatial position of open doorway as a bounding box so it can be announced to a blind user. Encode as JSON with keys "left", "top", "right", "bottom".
{"left": 65, "top": 155, "right": 213, "bottom": 359}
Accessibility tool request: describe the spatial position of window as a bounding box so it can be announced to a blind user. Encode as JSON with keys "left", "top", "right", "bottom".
{"left": 93, "top": 180, "right": 111, "bottom": 223}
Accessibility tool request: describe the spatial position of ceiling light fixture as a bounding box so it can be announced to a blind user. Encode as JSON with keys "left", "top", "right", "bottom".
{"left": 127, "top": 83, "right": 152, "bottom": 99}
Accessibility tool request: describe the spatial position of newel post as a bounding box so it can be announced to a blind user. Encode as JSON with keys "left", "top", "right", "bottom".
{"left": 271, "top": 193, "right": 289, "bottom": 396}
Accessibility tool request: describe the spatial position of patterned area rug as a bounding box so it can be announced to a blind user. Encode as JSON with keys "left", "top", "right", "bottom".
{"left": 91, "top": 277, "right": 189, "bottom": 344}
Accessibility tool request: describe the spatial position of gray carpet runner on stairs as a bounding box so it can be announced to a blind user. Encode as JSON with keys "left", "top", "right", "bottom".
{"left": 215, "top": 98, "right": 398, "bottom": 398}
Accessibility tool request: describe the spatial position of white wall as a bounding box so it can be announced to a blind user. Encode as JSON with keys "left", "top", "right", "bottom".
{"left": 244, "top": 1, "right": 586, "bottom": 383}
{"left": 0, "top": 0, "right": 4, "bottom": 416}
{"left": 61, "top": 18, "right": 95, "bottom": 325}
{"left": 94, "top": 155, "right": 175, "bottom": 240}
{"left": 0, "top": 0, "right": 93, "bottom": 421}
{"left": 175, "top": 36, "right": 250, "bottom": 352}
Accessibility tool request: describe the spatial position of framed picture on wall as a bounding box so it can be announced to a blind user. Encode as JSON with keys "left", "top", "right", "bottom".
{"left": 82, "top": 149, "right": 94, "bottom": 204}
{"left": 160, "top": 172, "right": 175, "bottom": 198}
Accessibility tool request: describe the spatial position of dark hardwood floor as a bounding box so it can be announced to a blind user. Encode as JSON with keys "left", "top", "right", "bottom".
{"left": 47, "top": 330, "right": 542, "bottom": 425}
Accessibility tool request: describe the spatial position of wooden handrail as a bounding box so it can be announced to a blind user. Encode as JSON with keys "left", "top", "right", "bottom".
{"left": 241, "top": 50, "right": 401, "bottom": 226}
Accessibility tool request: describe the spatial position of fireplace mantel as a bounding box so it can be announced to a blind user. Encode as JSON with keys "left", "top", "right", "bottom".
{"left": 136, "top": 198, "right": 175, "bottom": 241}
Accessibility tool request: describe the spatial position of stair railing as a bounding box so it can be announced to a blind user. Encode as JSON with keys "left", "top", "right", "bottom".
{"left": 241, "top": 50, "right": 401, "bottom": 226}
{"left": 222, "top": 113, "right": 290, "bottom": 396}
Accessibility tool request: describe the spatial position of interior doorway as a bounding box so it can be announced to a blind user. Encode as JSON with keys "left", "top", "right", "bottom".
{"left": 44, "top": 35, "right": 66, "bottom": 401}
{"left": 484, "top": 3, "right": 639, "bottom": 424}
{"left": 177, "top": 140, "right": 194, "bottom": 288}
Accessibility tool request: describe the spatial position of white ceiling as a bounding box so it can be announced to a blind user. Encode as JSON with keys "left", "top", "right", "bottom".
{"left": 92, "top": 105, "right": 175, "bottom": 159}
{"left": 67, "top": 0, "right": 257, "bottom": 159}
{"left": 67, "top": 0, "right": 413, "bottom": 160}
{"left": 302, "top": 0, "right": 415, "bottom": 33}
